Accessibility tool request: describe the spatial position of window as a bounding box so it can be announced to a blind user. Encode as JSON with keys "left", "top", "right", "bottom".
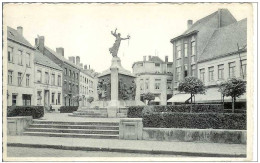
{"left": 184, "top": 43, "right": 188, "bottom": 57}
{"left": 167, "top": 80, "right": 172, "bottom": 89}
{"left": 155, "top": 79, "right": 161, "bottom": 90}
{"left": 45, "top": 72, "right": 49, "bottom": 84}
{"left": 18, "top": 50, "right": 23, "bottom": 65}
{"left": 37, "top": 91, "right": 42, "bottom": 105}
{"left": 26, "top": 74, "right": 30, "bottom": 86}
{"left": 191, "top": 41, "right": 196, "bottom": 55}
{"left": 191, "top": 65, "right": 196, "bottom": 76}
{"left": 191, "top": 55, "right": 195, "bottom": 63}
{"left": 58, "top": 93, "right": 61, "bottom": 104}
{"left": 76, "top": 73, "right": 78, "bottom": 79}
{"left": 167, "top": 64, "right": 172, "bottom": 73}
{"left": 200, "top": 68, "right": 205, "bottom": 82}
{"left": 69, "top": 83, "right": 71, "bottom": 91}
{"left": 12, "top": 94, "right": 17, "bottom": 106}
{"left": 241, "top": 59, "right": 247, "bottom": 78}
{"left": 26, "top": 53, "right": 30, "bottom": 67}
{"left": 176, "top": 67, "right": 181, "bottom": 81}
{"left": 8, "top": 47, "right": 13, "bottom": 62}
{"left": 69, "top": 70, "right": 71, "bottom": 76}
{"left": 64, "top": 68, "right": 67, "bottom": 75}
{"left": 229, "top": 62, "right": 236, "bottom": 78}
{"left": 52, "top": 93, "right": 55, "bottom": 104}
{"left": 155, "top": 63, "right": 160, "bottom": 67}
{"left": 218, "top": 64, "right": 224, "bottom": 80}
{"left": 145, "top": 79, "right": 149, "bottom": 90}
{"left": 184, "top": 65, "right": 188, "bottom": 77}
{"left": 140, "top": 79, "right": 144, "bottom": 91}
{"left": 37, "top": 70, "right": 42, "bottom": 83}
{"left": 176, "top": 59, "right": 181, "bottom": 67}
{"left": 18, "top": 72, "right": 22, "bottom": 86}
{"left": 176, "top": 45, "right": 181, "bottom": 59}
{"left": 51, "top": 74, "right": 55, "bottom": 85}
{"left": 8, "top": 70, "right": 13, "bottom": 84}
{"left": 208, "top": 67, "right": 214, "bottom": 82}
{"left": 85, "top": 77, "right": 87, "bottom": 83}
{"left": 73, "top": 72, "right": 75, "bottom": 79}
{"left": 58, "top": 75, "right": 61, "bottom": 86}
{"left": 22, "top": 94, "right": 31, "bottom": 106}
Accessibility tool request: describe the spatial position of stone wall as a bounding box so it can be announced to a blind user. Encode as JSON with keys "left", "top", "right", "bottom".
{"left": 142, "top": 128, "right": 246, "bottom": 144}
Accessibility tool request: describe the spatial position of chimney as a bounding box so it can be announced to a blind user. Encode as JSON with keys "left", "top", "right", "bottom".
{"left": 68, "top": 56, "right": 75, "bottom": 64}
{"left": 165, "top": 56, "right": 168, "bottom": 63}
{"left": 187, "top": 20, "right": 193, "bottom": 29}
{"left": 36, "top": 36, "right": 45, "bottom": 53}
{"left": 76, "top": 56, "right": 80, "bottom": 65}
{"left": 143, "top": 56, "right": 146, "bottom": 61}
{"left": 17, "top": 26, "right": 23, "bottom": 36}
{"left": 84, "top": 64, "right": 88, "bottom": 70}
{"left": 56, "top": 47, "right": 64, "bottom": 57}
{"left": 148, "top": 55, "right": 151, "bottom": 61}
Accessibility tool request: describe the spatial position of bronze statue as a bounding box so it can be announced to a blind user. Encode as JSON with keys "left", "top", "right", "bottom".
{"left": 109, "top": 28, "right": 130, "bottom": 57}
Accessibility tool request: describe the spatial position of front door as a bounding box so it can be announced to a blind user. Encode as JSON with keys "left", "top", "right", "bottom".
{"left": 44, "top": 90, "right": 50, "bottom": 107}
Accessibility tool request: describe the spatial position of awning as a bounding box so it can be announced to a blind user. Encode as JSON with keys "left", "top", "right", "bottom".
{"left": 153, "top": 97, "right": 161, "bottom": 102}
{"left": 195, "top": 88, "right": 246, "bottom": 103}
{"left": 167, "top": 93, "right": 191, "bottom": 103}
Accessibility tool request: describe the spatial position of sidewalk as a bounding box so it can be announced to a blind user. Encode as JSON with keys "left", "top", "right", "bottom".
{"left": 7, "top": 136, "right": 246, "bottom": 157}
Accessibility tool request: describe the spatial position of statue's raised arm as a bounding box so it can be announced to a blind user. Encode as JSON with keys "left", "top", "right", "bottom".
{"left": 121, "top": 35, "right": 130, "bottom": 40}
{"left": 111, "top": 28, "right": 117, "bottom": 37}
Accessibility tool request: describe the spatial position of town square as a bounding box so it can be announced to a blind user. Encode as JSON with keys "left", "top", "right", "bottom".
{"left": 2, "top": 2, "right": 254, "bottom": 161}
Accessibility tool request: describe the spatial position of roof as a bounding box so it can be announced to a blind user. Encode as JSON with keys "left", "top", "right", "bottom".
{"left": 45, "top": 46, "right": 81, "bottom": 69}
{"left": 149, "top": 56, "right": 164, "bottom": 63}
{"left": 7, "top": 26, "right": 34, "bottom": 49}
{"left": 34, "top": 50, "right": 63, "bottom": 71}
{"left": 198, "top": 19, "right": 247, "bottom": 62}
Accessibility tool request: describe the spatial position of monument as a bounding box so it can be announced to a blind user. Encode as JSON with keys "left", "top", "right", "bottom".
{"left": 71, "top": 29, "right": 144, "bottom": 118}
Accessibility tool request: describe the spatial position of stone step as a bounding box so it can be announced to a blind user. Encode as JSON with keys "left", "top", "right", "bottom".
{"left": 25, "top": 128, "right": 119, "bottom": 135}
{"left": 72, "top": 112, "right": 108, "bottom": 116}
{"left": 79, "top": 107, "right": 107, "bottom": 111}
{"left": 23, "top": 132, "right": 119, "bottom": 139}
{"left": 32, "top": 120, "right": 119, "bottom": 126}
{"left": 69, "top": 114, "right": 108, "bottom": 118}
{"left": 75, "top": 110, "right": 108, "bottom": 114}
{"left": 29, "top": 124, "right": 119, "bottom": 130}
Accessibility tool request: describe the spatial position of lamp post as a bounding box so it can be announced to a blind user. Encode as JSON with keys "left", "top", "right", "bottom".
{"left": 216, "top": 80, "right": 225, "bottom": 110}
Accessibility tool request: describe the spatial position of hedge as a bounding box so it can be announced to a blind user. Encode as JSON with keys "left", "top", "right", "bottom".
{"left": 59, "top": 106, "right": 78, "bottom": 113}
{"left": 127, "top": 104, "right": 224, "bottom": 118}
{"left": 143, "top": 112, "right": 246, "bottom": 130}
{"left": 7, "top": 106, "right": 44, "bottom": 119}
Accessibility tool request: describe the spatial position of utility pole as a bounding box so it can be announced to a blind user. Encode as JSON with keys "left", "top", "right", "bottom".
{"left": 237, "top": 43, "right": 245, "bottom": 79}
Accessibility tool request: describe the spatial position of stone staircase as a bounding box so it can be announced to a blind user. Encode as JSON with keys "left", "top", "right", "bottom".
{"left": 69, "top": 107, "right": 108, "bottom": 118}
{"left": 23, "top": 120, "right": 119, "bottom": 139}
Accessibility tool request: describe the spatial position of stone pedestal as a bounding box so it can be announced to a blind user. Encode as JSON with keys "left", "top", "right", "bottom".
{"left": 119, "top": 118, "right": 143, "bottom": 140}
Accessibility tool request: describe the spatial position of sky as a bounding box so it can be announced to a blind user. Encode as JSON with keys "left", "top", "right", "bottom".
{"left": 4, "top": 3, "right": 251, "bottom": 73}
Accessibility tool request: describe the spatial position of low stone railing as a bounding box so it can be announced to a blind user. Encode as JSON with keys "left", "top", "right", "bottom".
{"left": 7, "top": 116, "right": 33, "bottom": 135}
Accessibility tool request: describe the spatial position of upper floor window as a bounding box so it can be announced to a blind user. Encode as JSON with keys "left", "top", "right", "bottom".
{"left": 200, "top": 68, "right": 205, "bottom": 82}
{"left": 218, "top": 64, "right": 224, "bottom": 80}
{"left": 26, "top": 53, "right": 30, "bottom": 67}
{"left": 73, "top": 72, "right": 75, "bottom": 79}
{"left": 155, "top": 63, "right": 160, "bottom": 67}
{"left": 155, "top": 79, "right": 161, "bottom": 90}
{"left": 176, "top": 67, "right": 181, "bottom": 81}
{"left": 167, "top": 80, "right": 172, "bottom": 90}
{"left": 18, "top": 72, "right": 22, "bottom": 86}
{"left": 8, "top": 70, "right": 13, "bottom": 84}
{"left": 229, "top": 62, "right": 236, "bottom": 78}
{"left": 208, "top": 66, "right": 214, "bottom": 82}
{"left": 51, "top": 74, "right": 55, "bottom": 85}
{"left": 26, "top": 74, "right": 30, "bottom": 86}
{"left": 184, "top": 64, "right": 188, "bottom": 77}
{"left": 176, "top": 45, "right": 181, "bottom": 59}
{"left": 176, "top": 59, "right": 181, "bottom": 67}
{"left": 145, "top": 79, "right": 149, "bottom": 90}
{"left": 18, "top": 50, "right": 23, "bottom": 65}
{"left": 58, "top": 75, "right": 61, "bottom": 86}
{"left": 191, "top": 41, "right": 196, "bottom": 56}
{"left": 76, "top": 73, "right": 78, "bottom": 79}
{"left": 241, "top": 59, "right": 247, "bottom": 78}
{"left": 37, "top": 70, "right": 42, "bottom": 83}
{"left": 140, "top": 79, "right": 144, "bottom": 91}
{"left": 8, "top": 47, "right": 13, "bottom": 62}
{"left": 45, "top": 72, "right": 49, "bottom": 84}
{"left": 64, "top": 68, "right": 67, "bottom": 75}
{"left": 184, "top": 43, "right": 188, "bottom": 57}
{"left": 69, "top": 70, "right": 71, "bottom": 77}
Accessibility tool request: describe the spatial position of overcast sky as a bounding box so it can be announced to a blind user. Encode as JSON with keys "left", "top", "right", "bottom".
{"left": 4, "top": 3, "right": 251, "bottom": 73}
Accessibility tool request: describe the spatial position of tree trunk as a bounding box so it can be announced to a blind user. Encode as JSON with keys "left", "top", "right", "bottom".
{"left": 190, "top": 93, "right": 193, "bottom": 113}
{"left": 232, "top": 97, "right": 235, "bottom": 113}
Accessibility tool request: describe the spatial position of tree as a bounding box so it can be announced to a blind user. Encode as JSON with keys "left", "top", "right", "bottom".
{"left": 143, "top": 92, "right": 155, "bottom": 105}
{"left": 87, "top": 96, "right": 94, "bottom": 104}
{"left": 178, "top": 76, "right": 206, "bottom": 104}
{"left": 219, "top": 78, "right": 246, "bottom": 113}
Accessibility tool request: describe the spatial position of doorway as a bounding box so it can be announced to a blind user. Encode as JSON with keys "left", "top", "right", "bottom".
{"left": 44, "top": 90, "right": 50, "bottom": 107}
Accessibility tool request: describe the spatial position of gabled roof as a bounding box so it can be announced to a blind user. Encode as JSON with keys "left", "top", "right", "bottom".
{"left": 7, "top": 26, "right": 34, "bottom": 49}
{"left": 34, "top": 50, "right": 63, "bottom": 71}
{"left": 198, "top": 18, "right": 247, "bottom": 62}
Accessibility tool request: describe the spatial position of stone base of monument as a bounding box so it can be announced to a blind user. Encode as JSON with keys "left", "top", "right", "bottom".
{"left": 69, "top": 107, "right": 108, "bottom": 118}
